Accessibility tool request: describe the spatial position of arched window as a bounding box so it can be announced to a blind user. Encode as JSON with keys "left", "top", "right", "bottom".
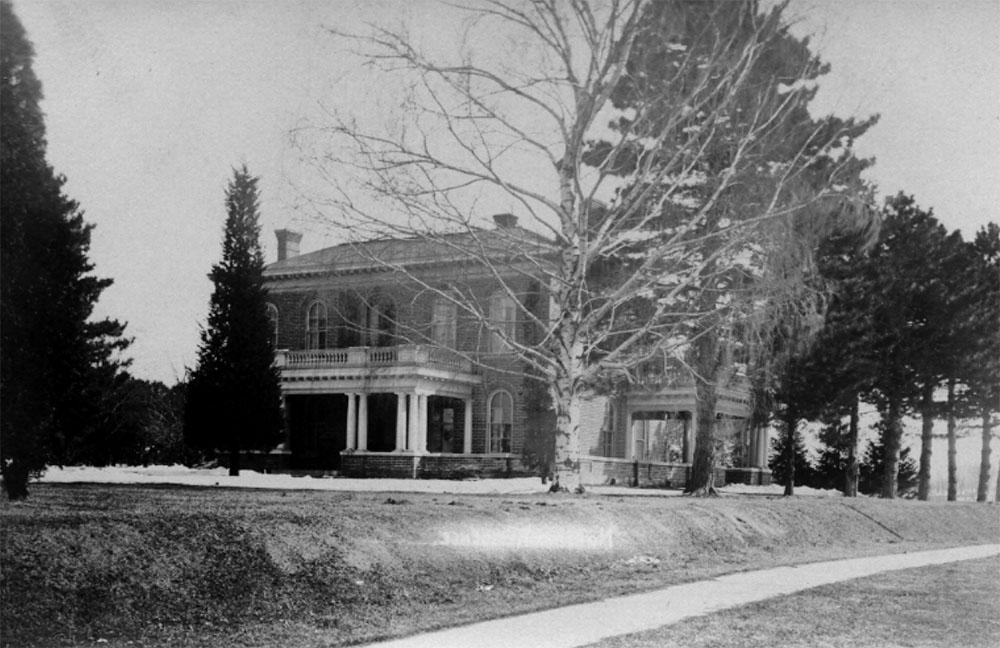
{"left": 431, "top": 298, "right": 457, "bottom": 348}
{"left": 266, "top": 303, "right": 279, "bottom": 348}
{"left": 487, "top": 390, "right": 513, "bottom": 453}
{"left": 306, "top": 301, "right": 328, "bottom": 349}
{"left": 488, "top": 291, "right": 517, "bottom": 353}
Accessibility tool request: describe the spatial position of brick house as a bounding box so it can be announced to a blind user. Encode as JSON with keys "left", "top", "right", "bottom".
{"left": 262, "top": 215, "right": 770, "bottom": 486}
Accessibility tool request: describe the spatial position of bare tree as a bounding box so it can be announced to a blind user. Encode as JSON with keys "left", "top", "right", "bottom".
{"left": 295, "top": 0, "right": 873, "bottom": 490}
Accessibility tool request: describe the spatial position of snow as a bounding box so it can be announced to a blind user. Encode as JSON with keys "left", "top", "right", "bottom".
{"left": 38, "top": 465, "right": 550, "bottom": 495}
{"left": 37, "top": 465, "right": 846, "bottom": 498}
{"left": 719, "top": 483, "right": 844, "bottom": 497}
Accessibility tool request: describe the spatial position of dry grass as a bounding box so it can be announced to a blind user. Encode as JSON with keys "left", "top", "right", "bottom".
{"left": 586, "top": 556, "right": 1000, "bottom": 648}
{"left": 1, "top": 483, "right": 997, "bottom": 647}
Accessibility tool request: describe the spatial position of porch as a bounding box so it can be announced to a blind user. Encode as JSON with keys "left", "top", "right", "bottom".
{"left": 275, "top": 345, "right": 481, "bottom": 470}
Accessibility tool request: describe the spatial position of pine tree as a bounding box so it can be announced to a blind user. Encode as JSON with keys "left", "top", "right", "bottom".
{"left": 1, "top": 1, "right": 128, "bottom": 499}
{"left": 768, "top": 425, "right": 813, "bottom": 489}
{"left": 964, "top": 224, "right": 1000, "bottom": 502}
{"left": 859, "top": 432, "right": 917, "bottom": 497}
{"left": 183, "top": 167, "right": 282, "bottom": 476}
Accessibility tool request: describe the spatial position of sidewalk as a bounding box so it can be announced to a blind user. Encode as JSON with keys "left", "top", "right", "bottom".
{"left": 362, "top": 544, "right": 1000, "bottom": 648}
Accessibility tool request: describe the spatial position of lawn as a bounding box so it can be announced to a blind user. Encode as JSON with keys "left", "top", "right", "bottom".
{"left": 585, "top": 556, "right": 1000, "bottom": 648}
{"left": 1, "top": 483, "right": 997, "bottom": 647}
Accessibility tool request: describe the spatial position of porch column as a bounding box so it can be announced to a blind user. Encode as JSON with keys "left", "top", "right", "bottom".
{"left": 755, "top": 426, "right": 768, "bottom": 468}
{"left": 395, "top": 392, "right": 408, "bottom": 451}
{"left": 415, "top": 393, "right": 428, "bottom": 453}
{"left": 463, "top": 398, "right": 473, "bottom": 454}
{"left": 357, "top": 394, "right": 368, "bottom": 451}
{"left": 281, "top": 395, "right": 291, "bottom": 449}
{"left": 407, "top": 390, "right": 420, "bottom": 451}
{"left": 345, "top": 393, "right": 357, "bottom": 450}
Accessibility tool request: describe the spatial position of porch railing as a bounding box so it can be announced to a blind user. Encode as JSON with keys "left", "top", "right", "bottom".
{"left": 275, "top": 345, "right": 472, "bottom": 372}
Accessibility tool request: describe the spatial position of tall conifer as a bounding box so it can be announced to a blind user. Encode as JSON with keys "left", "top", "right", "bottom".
{"left": 1, "top": 1, "right": 128, "bottom": 499}
{"left": 183, "top": 167, "right": 282, "bottom": 475}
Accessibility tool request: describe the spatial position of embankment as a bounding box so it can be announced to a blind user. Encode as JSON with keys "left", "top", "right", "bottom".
{"left": 2, "top": 484, "right": 997, "bottom": 647}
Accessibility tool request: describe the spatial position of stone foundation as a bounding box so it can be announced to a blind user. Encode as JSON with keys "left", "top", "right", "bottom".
{"left": 339, "top": 452, "right": 532, "bottom": 479}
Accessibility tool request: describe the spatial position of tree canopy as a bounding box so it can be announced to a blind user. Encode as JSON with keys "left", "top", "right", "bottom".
{"left": 1, "top": 0, "right": 129, "bottom": 499}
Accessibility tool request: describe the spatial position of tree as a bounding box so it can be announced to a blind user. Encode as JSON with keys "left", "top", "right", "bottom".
{"left": 811, "top": 195, "right": 958, "bottom": 499}
{"left": 183, "top": 167, "right": 282, "bottom": 476}
{"left": 300, "top": 0, "right": 872, "bottom": 490}
{"left": 1, "top": 1, "right": 129, "bottom": 499}
{"left": 858, "top": 432, "right": 917, "bottom": 497}
{"left": 963, "top": 224, "right": 1000, "bottom": 502}
{"left": 767, "top": 422, "right": 813, "bottom": 489}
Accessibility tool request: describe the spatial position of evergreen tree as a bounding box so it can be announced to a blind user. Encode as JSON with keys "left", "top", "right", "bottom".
{"left": 808, "top": 195, "right": 958, "bottom": 499}
{"left": 1, "top": 1, "right": 128, "bottom": 499}
{"left": 812, "top": 413, "right": 856, "bottom": 492}
{"left": 963, "top": 224, "right": 1000, "bottom": 502}
{"left": 183, "top": 167, "right": 282, "bottom": 476}
{"left": 859, "top": 432, "right": 917, "bottom": 497}
{"left": 767, "top": 425, "right": 813, "bottom": 489}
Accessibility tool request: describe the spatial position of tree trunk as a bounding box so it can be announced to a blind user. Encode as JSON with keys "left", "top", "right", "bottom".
{"left": 881, "top": 396, "right": 903, "bottom": 499}
{"left": 784, "top": 405, "right": 797, "bottom": 497}
{"left": 844, "top": 396, "right": 859, "bottom": 497}
{"left": 686, "top": 378, "right": 718, "bottom": 496}
{"left": 917, "top": 382, "right": 934, "bottom": 501}
{"left": 947, "top": 378, "right": 957, "bottom": 501}
{"left": 995, "top": 453, "right": 1000, "bottom": 504}
{"left": 551, "top": 389, "right": 582, "bottom": 492}
{"left": 1, "top": 458, "right": 30, "bottom": 500}
{"left": 976, "top": 406, "right": 992, "bottom": 502}
{"left": 229, "top": 444, "right": 241, "bottom": 477}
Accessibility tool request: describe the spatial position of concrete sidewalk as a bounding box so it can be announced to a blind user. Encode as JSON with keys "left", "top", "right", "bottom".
{"left": 362, "top": 544, "right": 1000, "bottom": 648}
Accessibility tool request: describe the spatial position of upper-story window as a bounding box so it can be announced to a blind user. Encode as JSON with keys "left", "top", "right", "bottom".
{"left": 306, "top": 301, "right": 328, "bottom": 350}
{"left": 488, "top": 291, "right": 517, "bottom": 353}
{"left": 334, "top": 291, "right": 361, "bottom": 347}
{"left": 487, "top": 390, "right": 513, "bottom": 453}
{"left": 266, "top": 303, "right": 279, "bottom": 348}
{"left": 431, "top": 298, "right": 457, "bottom": 349}
{"left": 365, "top": 295, "right": 396, "bottom": 347}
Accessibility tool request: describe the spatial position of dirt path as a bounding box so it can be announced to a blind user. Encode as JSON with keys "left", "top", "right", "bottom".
{"left": 361, "top": 544, "right": 1000, "bottom": 648}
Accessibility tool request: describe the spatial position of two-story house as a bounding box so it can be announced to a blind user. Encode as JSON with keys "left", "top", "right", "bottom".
{"left": 262, "top": 214, "right": 771, "bottom": 486}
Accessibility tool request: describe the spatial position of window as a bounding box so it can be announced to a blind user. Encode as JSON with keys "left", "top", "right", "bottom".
{"left": 266, "top": 303, "right": 279, "bottom": 347}
{"left": 306, "top": 301, "right": 328, "bottom": 350}
{"left": 334, "top": 291, "right": 361, "bottom": 347}
{"left": 487, "top": 390, "right": 513, "bottom": 453}
{"left": 431, "top": 298, "right": 457, "bottom": 348}
{"left": 365, "top": 296, "right": 396, "bottom": 346}
{"left": 488, "top": 292, "right": 517, "bottom": 352}
{"left": 601, "top": 401, "right": 617, "bottom": 457}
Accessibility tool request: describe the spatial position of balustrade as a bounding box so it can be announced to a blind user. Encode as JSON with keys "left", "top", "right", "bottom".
{"left": 276, "top": 344, "right": 471, "bottom": 372}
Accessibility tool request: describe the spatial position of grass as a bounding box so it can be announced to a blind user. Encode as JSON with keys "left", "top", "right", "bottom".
{"left": 1, "top": 483, "right": 998, "bottom": 647}
{"left": 585, "top": 556, "right": 1000, "bottom": 648}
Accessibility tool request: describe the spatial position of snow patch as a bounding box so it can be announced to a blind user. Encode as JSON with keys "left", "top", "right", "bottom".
{"left": 38, "top": 465, "right": 549, "bottom": 495}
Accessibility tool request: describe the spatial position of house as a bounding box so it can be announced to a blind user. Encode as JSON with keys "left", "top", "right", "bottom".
{"left": 262, "top": 214, "right": 771, "bottom": 486}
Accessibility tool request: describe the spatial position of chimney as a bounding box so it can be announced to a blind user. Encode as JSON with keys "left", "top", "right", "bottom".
{"left": 275, "top": 229, "right": 302, "bottom": 261}
{"left": 492, "top": 213, "right": 518, "bottom": 229}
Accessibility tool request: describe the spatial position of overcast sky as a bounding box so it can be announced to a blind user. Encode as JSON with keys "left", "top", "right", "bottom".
{"left": 11, "top": 0, "right": 1000, "bottom": 385}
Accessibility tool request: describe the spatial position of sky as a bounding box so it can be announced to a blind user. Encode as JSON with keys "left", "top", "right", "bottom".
{"left": 10, "top": 0, "right": 1000, "bottom": 386}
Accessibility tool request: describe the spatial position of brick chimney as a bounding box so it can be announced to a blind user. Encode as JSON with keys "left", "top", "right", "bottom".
{"left": 275, "top": 229, "right": 302, "bottom": 261}
{"left": 492, "top": 213, "right": 518, "bottom": 229}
